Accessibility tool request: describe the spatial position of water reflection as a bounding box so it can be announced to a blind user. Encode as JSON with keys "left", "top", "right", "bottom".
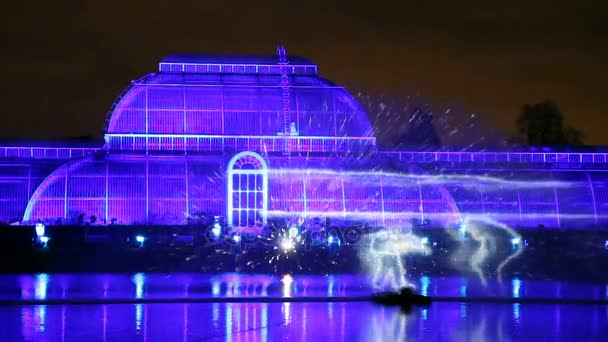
{"left": 281, "top": 274, "right": 293, "bottom": 297}
{"left": 35, "top": 273, "right": 49, "bottom": 300}
{"left": 6, "top": 274, "right": 607, "bottom": 301}
{"left": 8, "top": 301, "right": 608, "bottom": 341}
{"left": 512, "top": 278, "right": 521, "bottom": 298}
{"left": 225, "top": 303, "right": 232, "bottom": 342}
{"left": 132, "top": 272, "right": 145, "bottom": 299}
{"left": 19, "top": 274, "right": 50, "bottom": 339}
{"left": 5, "top": 274, "right": 608, "bottom": 341}
{"left": 420, "top": 276, "right": 430, "bottom": 296}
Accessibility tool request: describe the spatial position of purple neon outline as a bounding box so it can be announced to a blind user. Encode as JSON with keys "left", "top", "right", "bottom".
{"left": 158, "top": 62, "right": 318, "bottom": 75}
{"left": 23, "top": 158, "right": 92, "bottom": 221}
{"left": 226, "top": 151, "right": 269, "bottom": 227}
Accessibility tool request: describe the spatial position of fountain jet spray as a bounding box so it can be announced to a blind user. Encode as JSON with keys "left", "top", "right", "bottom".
{"left": 361, "top": 229, "right": 431, "bottom": 291}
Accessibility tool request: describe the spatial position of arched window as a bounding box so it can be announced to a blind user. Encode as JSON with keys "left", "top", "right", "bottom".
{"left": 227, "top": 152, "right": 268, "bottom": 227}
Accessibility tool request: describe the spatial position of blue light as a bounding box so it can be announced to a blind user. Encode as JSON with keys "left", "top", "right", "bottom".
{"left": 39, "top": 236, "right": 49, "bottom": 244}
{"left": 458, "top": 222, "right": 466, "bottom": 239}
{"left": 420, "top": 237, "right": 429, "bottom": 245}
{"left": 132, "top": 273, "right": 145, "bottom": 299}
{"left": 212, "top": 281, "right": 221, "bottom": 297}
{"left": 420, "top": 276, "right": 430, "bottom": 297}
{"left": 288, "top": 225, "right": 299, "bottom": 239}
{"left": 212, "top": 224, "right": 221, "bottom": 238}
{"left": 233, "top": 235, "right": 241, "bottom": 243}
{"left": 135, "top": 235, "right": 145, "bottom": 243}
{"left": 35, "top": 273, "right": 49, "bottom": 300}
{"left": 512, "top": 278, "right": 521, "bottom": 298}
{"left": 35, "top": 223, "right": 45, "bottom": 237}
{"left": 327, "top": 235, "right": 341, "bottom": 246}
{"left": 511, "top": 237, "right": 522, "bottom": 249}
{"left": 604, "top": 240, "right": 608, "bottom": 250}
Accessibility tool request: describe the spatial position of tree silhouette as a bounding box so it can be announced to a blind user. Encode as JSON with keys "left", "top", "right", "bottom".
{"left": 398, "top": 105, "right": 441, "bottom": 149}
{"left": 356, "top": 92, "right": 441, "bottom": 149}
{"left": 516, "top": 100, "right": 583, "bottom": 146}
{"left": 357, "top": 92, "right": 509, "bottom": 150}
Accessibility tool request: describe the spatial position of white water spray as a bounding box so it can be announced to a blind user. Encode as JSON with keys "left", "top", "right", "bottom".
{"left": 451, "top": 216, "right": 524, "bottom": 283}
{"left": 361, "top": 230, "right": 431, "bottom": 291}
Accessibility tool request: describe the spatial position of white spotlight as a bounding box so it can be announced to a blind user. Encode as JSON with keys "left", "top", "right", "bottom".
{"left": 212, "top": 223, "right": 221, "bottom": 238}
{"left": 39, "top": 236, "right": 50, "bottom": 248}
{"left": 280, "top": 238, "right": 295, "bottom": 252}
{"left": 35, "top": 223, "right": 45, "bottom": 237}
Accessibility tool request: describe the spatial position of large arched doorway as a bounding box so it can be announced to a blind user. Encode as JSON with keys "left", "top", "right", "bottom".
{"left": 227, "top": 152, "right": 268, "bottom": 227}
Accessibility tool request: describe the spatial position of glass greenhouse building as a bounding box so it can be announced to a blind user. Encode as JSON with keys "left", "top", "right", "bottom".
{"left": 2, "top": 48, "right": 608, "bottom": 229}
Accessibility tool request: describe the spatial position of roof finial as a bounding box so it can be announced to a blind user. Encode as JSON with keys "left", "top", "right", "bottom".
{"left": 277, "top": 45, "right": 288, "bottom": 64}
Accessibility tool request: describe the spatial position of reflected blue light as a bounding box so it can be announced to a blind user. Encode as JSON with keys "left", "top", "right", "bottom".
{"left": 281, "top": 274, "right": 293, "bottom": 297}
{"left": 604, "top": 240, "right": 608, "bottom": 250}
{"left": 34, "top": 274, "right": 49, "bottom": 300}
{"left": 513, "top": 303, "right": 521, "bottom": 321}
{"left": 212, "top": 280, "right": 221, "bottom": 297}
{"left": 512, "top": 278, "right": 522, "bottom": 298}
{"left": 460, "top": 303, "right": 467, "bottom": 319}
{"left": 420, "top": 237, "right": 429, "bottom": 245}
{"left": 421, "top": 308, "right": 428, "bottom": 321}
{"left": 135, "top": 304, "right": 143, "bottom": 333}
{"left": 212, "top": 303, "right": 220, "bottom": 323}
{"left": 233, "top": 235, "right": 241, "bottom": 243}
{"left": 132, "top": 273, "right": 145, "bottom": 299}
{"left": 36, "top": 305, "right": 47, "bottom": 332}
{"left": 282, "top": 302, "right": 292, "bottom": 326}
{"left": 261, "top": 303, "right": 268, "bottom": 342}
{"left": 328, "top": 275, "right": 335, "bottom": 297}
{"left": 226, "top": 304, "right": 233, "bottom": 342}
{"left": 460, "top": 279, "right": 468, "bottom": 297}
{"left": 420, "top": 276, "right": 430, "bottom": 296}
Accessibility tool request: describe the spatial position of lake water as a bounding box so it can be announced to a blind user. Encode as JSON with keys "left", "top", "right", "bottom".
{"left": 0, "top": 274, "right": 607, "bottom": 341}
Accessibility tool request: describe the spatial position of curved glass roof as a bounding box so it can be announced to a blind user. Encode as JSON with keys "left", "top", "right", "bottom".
{"left": 105, "top": 53, "right": 373, "bottom": 144}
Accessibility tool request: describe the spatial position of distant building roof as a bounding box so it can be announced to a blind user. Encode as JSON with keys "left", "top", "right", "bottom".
{"left": 161, "top": 54, "right": 316, "bottom": 66}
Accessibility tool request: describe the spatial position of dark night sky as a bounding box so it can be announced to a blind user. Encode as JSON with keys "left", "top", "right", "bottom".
{"left": 1, "top": 0, "right": 607, "bottom": 144}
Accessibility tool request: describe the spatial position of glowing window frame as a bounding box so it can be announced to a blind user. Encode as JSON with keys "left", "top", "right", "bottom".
{"left": 226, "top": 151, "right": 268, "bottom": 227}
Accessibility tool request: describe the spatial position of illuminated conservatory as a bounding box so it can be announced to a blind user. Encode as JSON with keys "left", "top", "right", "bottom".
{"left": 2, "top": 47, "right": 608, "bottom": 229}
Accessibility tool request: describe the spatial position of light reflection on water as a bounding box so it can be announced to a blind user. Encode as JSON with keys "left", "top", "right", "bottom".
{"left": 3, "top": 274, "right": 608, "bottom": 341}
{"left": 5, "top": 301, "right": 607, "bottom": 341}
{"left": 6, "top": 273, "right": 608, "bottom": 301}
